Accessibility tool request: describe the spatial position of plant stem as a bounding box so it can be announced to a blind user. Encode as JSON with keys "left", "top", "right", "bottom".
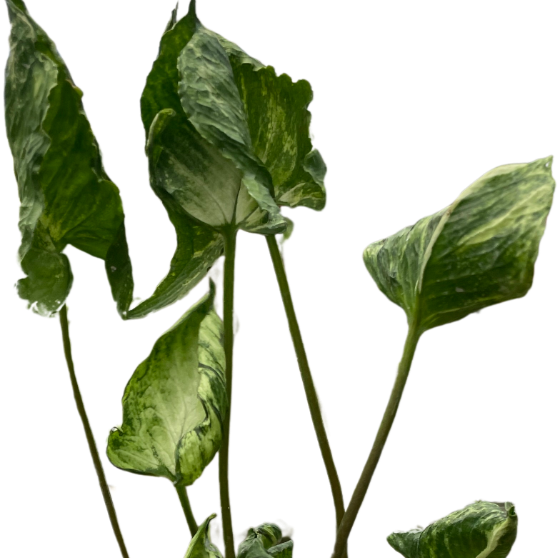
{"left": 331, "top": 320, "right": 422, "bottom": 558}
{"left": 59, "top": 305, "right": 130, "bottom": 558}
{"left": 175, "top": 485, "right": 198, "bottom": 537}
{"left": 220, "top": 227, "right": 237, "bottom": 558}
{"left": 266, "top": 235, "right": 346, "bottom": 532}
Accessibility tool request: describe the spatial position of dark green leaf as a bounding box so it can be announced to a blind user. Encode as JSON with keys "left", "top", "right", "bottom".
{"left": 4, "top": 0, "right": 133, "bottom": 316}
{"left": 238, "top": 524, "right": 293, "bottom": 558}
{"left": 136, "top": 0, "right": 327, "bottom": 314}
{"left": 388, "top": 501, "right": 518, "bottom": 558}
{"left": 364, "top": 157, "right": 555, "bottom": 333}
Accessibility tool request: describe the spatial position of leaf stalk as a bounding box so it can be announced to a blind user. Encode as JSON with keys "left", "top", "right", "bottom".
{"left": 59, "top": 305, "right": 130, "bottom": 558}
{"left": 266, "top": 235, "right": 346, "bottom": 541}
{"left": 331, "top": 319, "right": 422, "bottom": 558}
{"left": 175, "top": 485, "right": 198, "bottom": 537}
{"left": 219, "top": 227, "right": 238, "bottom": 558}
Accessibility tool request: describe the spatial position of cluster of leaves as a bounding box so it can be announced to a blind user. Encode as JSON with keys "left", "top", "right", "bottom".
{"left": 3, "top": 0, "right": 555, "bottom": 557}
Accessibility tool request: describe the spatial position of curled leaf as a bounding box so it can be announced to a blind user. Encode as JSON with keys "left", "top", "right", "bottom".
{"left": 107, "top": 283, "right": 227, "bottom": 486}
{"left": 4, "top": 0, "right": 133, "bottom": 316}
{"left": 388, "top": 501, "right": 518, "bottom": 558}
{"left": 133, "top": 0, "right": 327, "bottom": 314}
{"left": 184, "top": 515, "right": 223, "bottom": 558}
{"left": 364, "top": 157, "right": 555, "bottom": 333}
{"left": 238, "top": 524, "right": 293, "bottom": 558}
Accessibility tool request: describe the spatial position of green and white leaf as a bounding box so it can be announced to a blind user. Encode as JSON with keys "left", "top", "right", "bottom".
{"left": 107, "top": 283, "right": 227, "bottom": 486}
{"left": 134, "top": 0, "right": 327, "bottom": 315}
{"left": 364, "top": 157, "right": 555, "bottom": 333}
{"left": 184, "top": 515, "right": 223, "bottom": 558}
{"left": 388, "top": 501, "right": 518, "bottom": 558}
{"left": 238, "top": 523, "right": 293, "bottom": 558}
{"left": 4, "top": 0, "right": 133, "bottom": 317}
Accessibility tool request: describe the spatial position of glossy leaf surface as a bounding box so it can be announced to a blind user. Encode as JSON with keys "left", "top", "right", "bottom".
{"left": 137, "top": 0, "right": 325, "bottom": 308}
{"left": 107, "top": 284, "right": 227, "bottom": 486}
{"left": 184, "top": 515, "right": 223, "bottom": 558}
{"left": 4, "top": 0, "right": 133, "bottom": 317}
{"left": 364, "top": 157, "right": 555, "bottom": 333}
{"left": 388, "top": 501, "right": 517, "bottom": 558}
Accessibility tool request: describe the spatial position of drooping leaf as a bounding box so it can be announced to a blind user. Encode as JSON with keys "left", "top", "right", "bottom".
{"left": 107, "top": 283, "right": 227, "bottom": 486}
{"left": 134, "top": 0, "right": 326, "bottom": 314}
{"left": 184, "top": 515, "right": 223, "bottom": 558}
{"left": 4, "top": 0, "right": 133, "bottom": 317}
{"left": 388, "top": 501, "right": 518, "bottom": 558}
{"left": 364, "top": 157, "right": 555, "bottom": 333}
{"left": 238, "top": 523, "right": 293, "bottom": 558}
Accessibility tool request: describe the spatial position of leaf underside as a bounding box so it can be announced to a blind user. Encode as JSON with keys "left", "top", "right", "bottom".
{"left": 184, "top": 515, "right": 223, "bottom": 558}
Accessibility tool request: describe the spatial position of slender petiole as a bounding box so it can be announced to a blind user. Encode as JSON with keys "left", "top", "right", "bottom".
{"left": 174, "top": 486, "right": 199, "bottom": 538}
{"left": 58, "top": 303, "right": 130, "bottom": 558}
{"left": 330, "top": 321, "right": 423, "bottom": 558}
{"left": 217, "top": 227, "right": 238, "bottom": 558}
{"left": 265, "top": 235, "right": 348, "bottom": 557}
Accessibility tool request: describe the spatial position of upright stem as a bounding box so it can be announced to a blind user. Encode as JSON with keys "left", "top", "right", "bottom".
{"left": 266, "top": 235, "right": 346, "bottom": 532}
{"left": 220, "top": 227, "right": 237, "bottom": 558}
{"left": 331, "top": 320, "right": 422, "bottom": 558}
{"left": 175, "top": 485, "right": 198, "bottom": 537}
{"left": 58, "top": 305, "right": 130, "bottom": 558}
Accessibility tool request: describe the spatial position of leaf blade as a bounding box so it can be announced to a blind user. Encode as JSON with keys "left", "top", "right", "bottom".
{"left": 107, "top": 284, "right": 227, "bottom": 486}
{"left": 4, "top": 0, "right": 133, "bottom": 316}
{"left": 364, "top": 157, "right": 555, "bottom": 332}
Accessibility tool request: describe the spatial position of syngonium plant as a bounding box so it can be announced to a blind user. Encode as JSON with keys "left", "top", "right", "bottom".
{"left": 2, "top": 0, "right": 555, "bottom": 557}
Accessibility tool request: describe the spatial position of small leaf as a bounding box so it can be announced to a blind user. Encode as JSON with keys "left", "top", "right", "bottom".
{"left": 364, "top": 157, "right": 555, "bottom": 333}
{"left": 107, "top": 283, "right": 227, "bottom": 486}
{"left": 388, "top": 501, "right": 518, "bottom": 558}
{"left": 184, "top": 515, "right": 223, "bottom": 558}
{"left": 4, "top": 0, "right": 134, "bottom": 317}
{"left": 238, "top": 524, "right": 293, "bottom": 558}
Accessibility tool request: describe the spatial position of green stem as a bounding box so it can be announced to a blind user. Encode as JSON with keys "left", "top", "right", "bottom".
{"left": 220, "top": 227, "right": 237, "bottom": 558}
{"left": 175, "top": 485, "right": 198, "bottom": 537}
{"left": 331, "top": 320, "right": 422, "bottom": 558}
{"left": 266, "top": 235, "right": 346, "bottom": 533}
{"left": 59, "top": 305, "right": 130, "bottom": 558}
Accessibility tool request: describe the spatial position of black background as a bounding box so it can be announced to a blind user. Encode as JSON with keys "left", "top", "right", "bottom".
{"left": 3, "top": 0, "right": 556, "bottom": 558}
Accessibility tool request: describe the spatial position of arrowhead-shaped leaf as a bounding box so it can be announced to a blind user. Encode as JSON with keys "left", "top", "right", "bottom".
{"left": 364, "top": 157, "right": 555, "bottom": 333}
{"left": 107, "top": 283, "right": 227, "bottom": 486}
{"left": 388, "top": 501, "right": 518, "bottom": 558}
{"left": 4, "top": 0, "right": 134, "bottom": 317}
{"left": 134, "top": 0, "right": 326, "bottom": 314}
{"left": 184, "top": 515, "right": 223, "bottom": 558}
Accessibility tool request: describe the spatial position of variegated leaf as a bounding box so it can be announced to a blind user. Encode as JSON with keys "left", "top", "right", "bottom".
{"left": 107, "top": 283, "right": 227, "bottom": 486}
{"left": 388, "top": 501, "right": 517, "bottom": 558}
{"left": 364, "top": 157, "right": 555, "bottom": 333}
{"left": 184, "top": 515, "right": 223, "bottom": 558}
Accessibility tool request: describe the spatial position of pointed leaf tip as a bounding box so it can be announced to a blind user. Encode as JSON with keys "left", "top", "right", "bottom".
{"left": 364, "top": 156, "right": 555, "bottom": 333}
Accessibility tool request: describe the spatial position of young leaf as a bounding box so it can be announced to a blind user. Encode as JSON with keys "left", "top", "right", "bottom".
{"left": 238, "top": 524, "right": 293, "bottom": 558}
{"left": 364, "top": 157, "right": 555, "bottom": 333}
{"left": 184, "top": 515, "right": 223, "bottom": 558}
{"left": 107, "top": 283, "right": 227, "bottom": 486}
{"left": 133, "top": 0, "right": 327, "bottom": 314}
{"left": 388, "top": 501, "right": 518, "bottom": 558}
{"left": 4, "top": 0, "right": 133, "bottom": 317}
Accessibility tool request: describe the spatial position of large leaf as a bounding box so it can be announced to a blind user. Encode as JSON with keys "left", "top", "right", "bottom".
{"left": 134, "top": 0, "right": 326, "bottom": 313}
{"left": 388, "top": 501, "right": 518, "bottom": 558}
{"left": 4, "top": 0, "right": 133, "bottom": 317}
{"left": 184, "top": 515, "right": 223, "bottom": 558}
{"left": 107, "top": 283, "right": 227, "bottom": 486}
{"left": 364, "top": 157, "right": 555, "bottom": 333}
